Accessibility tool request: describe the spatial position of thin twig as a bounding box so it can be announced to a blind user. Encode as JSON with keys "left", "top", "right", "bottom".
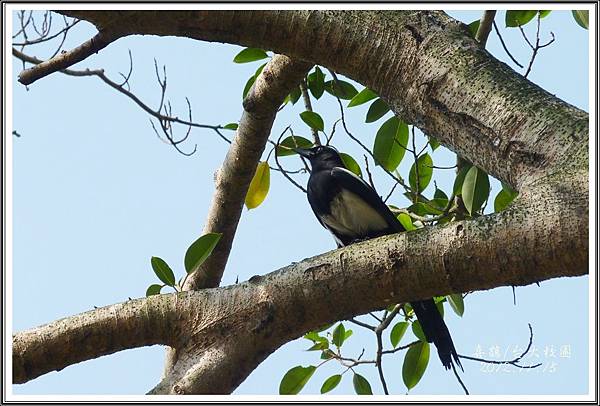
{"left": 13, "top": 18, "right": 80, "bottom": 46}
{"left": 411, "top": 126, "right": 420, "bottom": 203}
{"left": 363, "top": 155, "right": 376, "bottom": 189}
{"left": 300, "top": 79, "right": 321, "bottom": 145}
{"left": 327, "top": 69, "right": 412, "bottom": 194}
{"left": 452, "top": 363, "right": 470, "bottom": 395}
{"left": 13, "top": 48, "right": 232, "bottom": 147}
{"left": 274, "top": 127, "right": 307, "bottom": 193}
{"left": 458, "top": 324, "right": 542, "bottom": 369}
{"left": 492, "top": 21, "right": 524, "bottom": 68}
{"left": 522, "top": 15, "right": 556, "bottom": 78}
{"left": 348, "top": 318, "right": 376, "bottom": 331}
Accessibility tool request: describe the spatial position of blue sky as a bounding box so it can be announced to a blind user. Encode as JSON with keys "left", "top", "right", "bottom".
{"left": 10, "top": 8, "right": 590, "bottom": 397}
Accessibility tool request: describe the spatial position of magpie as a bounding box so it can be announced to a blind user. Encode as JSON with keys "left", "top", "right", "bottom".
{"left": 295, "top": 145, "right": 462, "bottom": 371}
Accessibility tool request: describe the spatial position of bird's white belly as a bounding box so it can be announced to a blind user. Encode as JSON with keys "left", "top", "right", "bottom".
{"left": 321, "top": 189, "right": 388, "bottom": 238}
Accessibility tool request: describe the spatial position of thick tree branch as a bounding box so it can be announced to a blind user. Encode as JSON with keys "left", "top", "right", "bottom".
{"left": 49, "top": 10, "right": 587, "bottom": 190}
{"left": 13, "top": 176, "right": 586, "bottom": 390}
{"left": 13, "top": 294, "right": 182, "bottom": 384}
{"left": 161, "top": 55, "right": 311, "bottom": 377}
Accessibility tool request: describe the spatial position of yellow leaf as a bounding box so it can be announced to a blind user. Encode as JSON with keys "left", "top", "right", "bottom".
{"left": 245, "top": 161, "right": 270, "bottom": 209}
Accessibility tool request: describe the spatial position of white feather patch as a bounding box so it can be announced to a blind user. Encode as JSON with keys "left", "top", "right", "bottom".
{"left": 321, "top": 189, "right": 388, "bottom": 238}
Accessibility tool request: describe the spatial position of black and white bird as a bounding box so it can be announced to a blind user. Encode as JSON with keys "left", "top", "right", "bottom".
{"left": 295, "top": 144, "right": 462, "bottom": 371}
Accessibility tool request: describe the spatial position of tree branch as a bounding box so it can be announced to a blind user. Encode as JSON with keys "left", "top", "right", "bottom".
{"left": 18, "top": 29, "right": 117, "bottom": 85}
{"left": 475, "top": 11, "right": 496, "bottom": 46}
{"left": 182, "top": 55, "right": 312, "bottom": 291}
{"left": 48, "top": 10, "right": 587, "bottom": 189}
{"left": 13, "top": 294, "right": 182, "bottom": 384}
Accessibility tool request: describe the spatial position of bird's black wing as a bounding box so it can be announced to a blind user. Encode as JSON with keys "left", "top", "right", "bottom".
{"left": 330, "top": 167, "right": 404, "bottom": 233}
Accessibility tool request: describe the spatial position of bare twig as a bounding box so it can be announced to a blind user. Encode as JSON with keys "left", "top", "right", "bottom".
{"left": 327, "top": 69, "right": 412, "bottom": 195}
{"left": 458, "top": 324, "right": 542, "bottom": 369}
{"left": 274, "top": 127, "right": 308, "bottom": 193}
{"left": 348, "top": 318, "right": 376, "bottom": 332}
{"left": 492, "top": 21, "right": 524, "bottom": 68}
{"left": 300, "top": 79, "right": 321, "bottom": 145}
{"left": 411, "top": 126, "right": 421, "bottom": 203}
{"left": 363, "top": 155, "right": 376, "bottom": 189}
{"left": 13, "top": 48, "right": 232, "bottom": 148}
{"left": 383, "top": 182, "right": 398, "bottom": 203}
{"left": 452, "top": 363, "right": 470, "bottom": 395}
{"left": 522, "top": 15, "right": 556, "bottom": 78}
{"left": 13, "top": 18, "right": 80, "bottom": 46}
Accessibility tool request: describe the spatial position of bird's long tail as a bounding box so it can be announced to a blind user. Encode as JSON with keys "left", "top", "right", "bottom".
{"left": 411, "top": 299, "right": 463, "bottom": 371}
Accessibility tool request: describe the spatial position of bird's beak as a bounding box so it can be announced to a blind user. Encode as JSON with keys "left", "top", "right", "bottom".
{"left": 293, "top": 147, "right": 313, "bottom": 158}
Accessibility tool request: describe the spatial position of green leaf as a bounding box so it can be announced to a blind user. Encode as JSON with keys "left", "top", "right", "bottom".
{"left": 223, "top": 123, "right": 238, "bottom": 130}
{"left": 407, "top": 202, "right": 428, "bottom": 216}
{"left": 411, "top": 320, "right": 427, "bottom": 342}
{"left": 245, "top": 161, "right": 270, "bottom": 209}
{"left": 276, "top": 136, "right": 313, "bottom": 157}
{"left": 397, "top": 213, "right": 416, "bottom": 231}
{"left": 324, "top": 80, "right": 358, "bottom": 100}
{"left": 365, "top": 98, "right": 390, "bottom": 123}
{"left": 279, "top": 365, "right": 316, "bottom": 395}
{"left": 233, "top": 47, "right": 268, "bottom": 63}
{"left": 429, "top": 136, "right": 440, "bottom": 151}
{"left": 434, "top": 188, "right": 448, "bottom": 200}
{"left": 348, "top": 87, "right": 377, "bottom": 107}
{"left": 505, "top": 10, "right": 538, "bottom": 27}
{"left": 352, "top": 373, "right": 373, "bottom": 395}
{"left": 339, "top": 152, "right": 362, "bottom": 177}
{"left": 461, "top": 166, "right": 490, "bottom": 214}
{"left": 572, "top": 10, "right": 588, "bottom": 29}
{"left": 332, "top": 323, "right": 345, "bottom": 347}
{"left": 409, "top": 153, "right": 434, "bottom": 193}
{"left": 390, "top": 321, "right": 409, "bottom": 347}
{"left": 307, "top": 66, "right": 325, "bottom": 99}
{"left": 300, "top": 111, "right": 325, "bottom": 132}
{"left": 184, "top": 232, "right": 223, "bottom": 274}
{"left": 467, "top": 20, "right": 480, "bottom": 38}
{"left": 373, "top": 117, "right": 409, "bottom": 172}
{"left": 151, "top": 257, "right": 175, "bottom": 286}
{"left": 539, "top": 10, "right": 552, "bottom": 18}
{"left": 453, "top": 163, "right": 473, "bottom": 195}
{"left": 448, "top": 293, "right": 464, "bottom": 317}
{"left": 494, "top": 188, "right": 518, "bottom": 212}
{"left": 344, "top": 329, "right": 353, "bottom": 341}
{"left": 307, "top": 341, "right": 329, "bottom": 351}
{"left": 304, "top": 331, "right": 328, "bottom": 343}
{"left": 320, "top": 374, "right": 342, "bottom": 394}
{"left": 146, "top": 284, "right": 162, "bottom": 297}
{"left": 242, "top": 75, "right": 256, "bottom": 99}
{"left": 402, "top": 341, "right": 430, "bottom": 390}
{"left": 288, "top": 86, "right": 302, "bottom": 105}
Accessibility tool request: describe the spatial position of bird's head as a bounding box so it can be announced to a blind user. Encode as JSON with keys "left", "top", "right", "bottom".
{"left": 294, "top": 145, "right": 344, "bottom": 171}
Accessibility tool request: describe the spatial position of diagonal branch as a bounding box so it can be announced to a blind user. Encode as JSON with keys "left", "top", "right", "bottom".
{"left": 18, "top": 29, "right": 118, "bottom": 85}
{"left": 182, "top": 55, "right": 312, "bottom": 291}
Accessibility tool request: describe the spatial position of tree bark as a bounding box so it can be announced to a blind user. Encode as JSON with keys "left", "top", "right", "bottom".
{"left": 13, "top": 9, "right": 588, "bottom": 395}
